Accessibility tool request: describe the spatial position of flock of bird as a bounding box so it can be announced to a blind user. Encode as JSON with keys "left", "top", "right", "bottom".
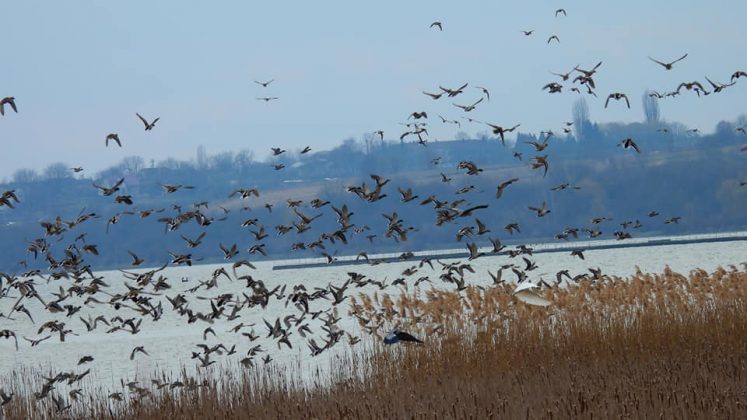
{"left": 1, "top": 7, "right": 746, "bottom": 413}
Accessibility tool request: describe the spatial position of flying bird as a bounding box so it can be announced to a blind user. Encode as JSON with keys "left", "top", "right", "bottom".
{"left": 677, "top": 81, "right": 707, "bottom": 96}
{"left": 605, "top": 93, "right": 630, "bottom": 108}
{"left": 105, "top": 133, "right": 121, "bottom": 147}
{"left": 0, "top": 97, "right": 18, "bottom": 115}
{"left": 543, "top": 82, "right": 563, "bottom": 93}
{"left": 528, "top": 201, "right": 551, "bottom": 217}
{"left": 486, "top": 123, "right": 520, "bottom": 144}
{"left": 384, "top": 329, "right": 423, "bottom": 345}
{"left": 136, "top": 113, "right": 159, "bottom": 131}
{"left": 257, "top": 97, "right": 279, "bottom": 102}
{"left": 127, "top": 251, "right": 144, "bottom": 266}
{"left": 495, "top": 178, "right": 519, "bottom": 199}
{"left": 648, "top": 54, "right": 687, "bottom": 70}
{"left": 619, "top": 137, "right": 641, "bottom": 153}
{"left": 531, "top": 155, "right": 549, "bottom": 177}
{"left": 130, "top": 346, "right": 149, "bottom": 360}
{"left": 439, "top": 83, "right": 468, "bottom": 97}
{"left": 513, "top": 281, "right": 551, "bottom": 306}
{"left": 430, "top": 21, "right": 442, "bottom": 31}
{"left": 254, "top": 79, "right": 274, "bottom": 87}
{"left": 555, "top": 9, "right": 567, "bottom": 17}
{"left": 453, "top": 97, "right": 484, "bottom": 112}
{"left": 704, "top": 76, "right": 736, "bottom": 94}
{"left": 731, "top": 71, "right": 747, "bottom": 82}
{"left": 93, "top": 178, "right": 125, "bottom": 196}
{"left": 550, "top": 70, "right": 573, "bottom": 81}
{"left": 547, "top": 35, "right": 560, "bottom": 44}
{"left": 422, "top": 91, "right": 444, "bottom": 100}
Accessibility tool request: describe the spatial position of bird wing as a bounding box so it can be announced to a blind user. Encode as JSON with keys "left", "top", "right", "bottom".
{"left": 648, "top": 56, "right": 667, "bottom": 67}
{"left": 136, "top": 113, "right": 148, "bottom": 127}
{"left": 672, "top": 53, "right": 688, "bottom": 64}
{"left": 705, "top": 76, "right": 720, "bottom": 89}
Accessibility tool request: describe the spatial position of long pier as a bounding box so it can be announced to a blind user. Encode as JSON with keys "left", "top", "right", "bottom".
{"left": 271, "top": 233, "right": 747, "bottom": 271}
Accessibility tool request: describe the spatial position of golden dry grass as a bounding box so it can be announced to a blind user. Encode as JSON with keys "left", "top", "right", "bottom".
{"left": 2, "top": 265, "right": 746, "bottom": 419}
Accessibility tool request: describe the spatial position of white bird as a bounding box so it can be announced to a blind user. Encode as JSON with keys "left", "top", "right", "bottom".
{"left": 513, "top": 281, "right": 551, "bottom": 306}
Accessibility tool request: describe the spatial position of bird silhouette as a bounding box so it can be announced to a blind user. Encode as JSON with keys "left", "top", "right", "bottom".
{"left": 0, "top": 97, "right": 18, "bottom": 115}
{"left": 136, "top": 113, "right": 159, "bottom": 131}
{"left": 605, "top": 93, "right": 630, "bottom": 108}
{"left": 648, "top": 54, "right": 687, "bottom": 70}
{"left": 384, "top": 329, "right": 423, "bottom": 344}
{"left": 105, "top": 133, "right": 121, "bottom": 147}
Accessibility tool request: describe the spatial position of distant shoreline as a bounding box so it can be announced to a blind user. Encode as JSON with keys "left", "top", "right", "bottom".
{"left": 272, "top": 231, "right": 747, "bottom": 270}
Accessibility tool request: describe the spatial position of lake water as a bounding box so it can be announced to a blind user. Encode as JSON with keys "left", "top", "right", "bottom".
{"left": 1, "top": 232, "right": 746, "bottom": 394}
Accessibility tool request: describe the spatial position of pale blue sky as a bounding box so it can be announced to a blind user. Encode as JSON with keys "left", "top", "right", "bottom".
{"left": 1, "top": 1, "right": 745, "bottom": 179}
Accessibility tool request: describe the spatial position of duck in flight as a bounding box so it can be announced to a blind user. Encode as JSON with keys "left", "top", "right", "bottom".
{"left": 453, "top": 97, "right": 484, "bottom": 112}
{"left": 254, "top": 79, "right": 274, "bottom": 87}
{"left": 105, "top": 133, "right": 121, "bottom": 147}
{"left": 136, "top": 113, "right": 159, "bottom": 131}
{"left": 439, "top": 83, "right": 468, "bottom": 97}
{"left": 704, "top": 76, "right": 736, "bottom": 94}
{"left": 384, "top": 329, "right": 424, "bottom": 345}
{"left": 0, "top": 97, "right": 17, "bottom": 115}
{"left": 605, "top": 92, "right": 630, "bottom": 108}
{"left": 619, "top": 137, "right": 641, "bottom": 153}
{"left": 422, "top": 91, "right": 444, "bottom": 100}
{"left": 485, "top": 123, "right": 520, "bottom": 144}
{"left": 648, "top": 54, "right": 687, "bottom": 70}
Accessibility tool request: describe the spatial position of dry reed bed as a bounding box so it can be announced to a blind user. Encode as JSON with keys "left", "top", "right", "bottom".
{"left": 2, "top": 266, "right": 746, "bottom": 419}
